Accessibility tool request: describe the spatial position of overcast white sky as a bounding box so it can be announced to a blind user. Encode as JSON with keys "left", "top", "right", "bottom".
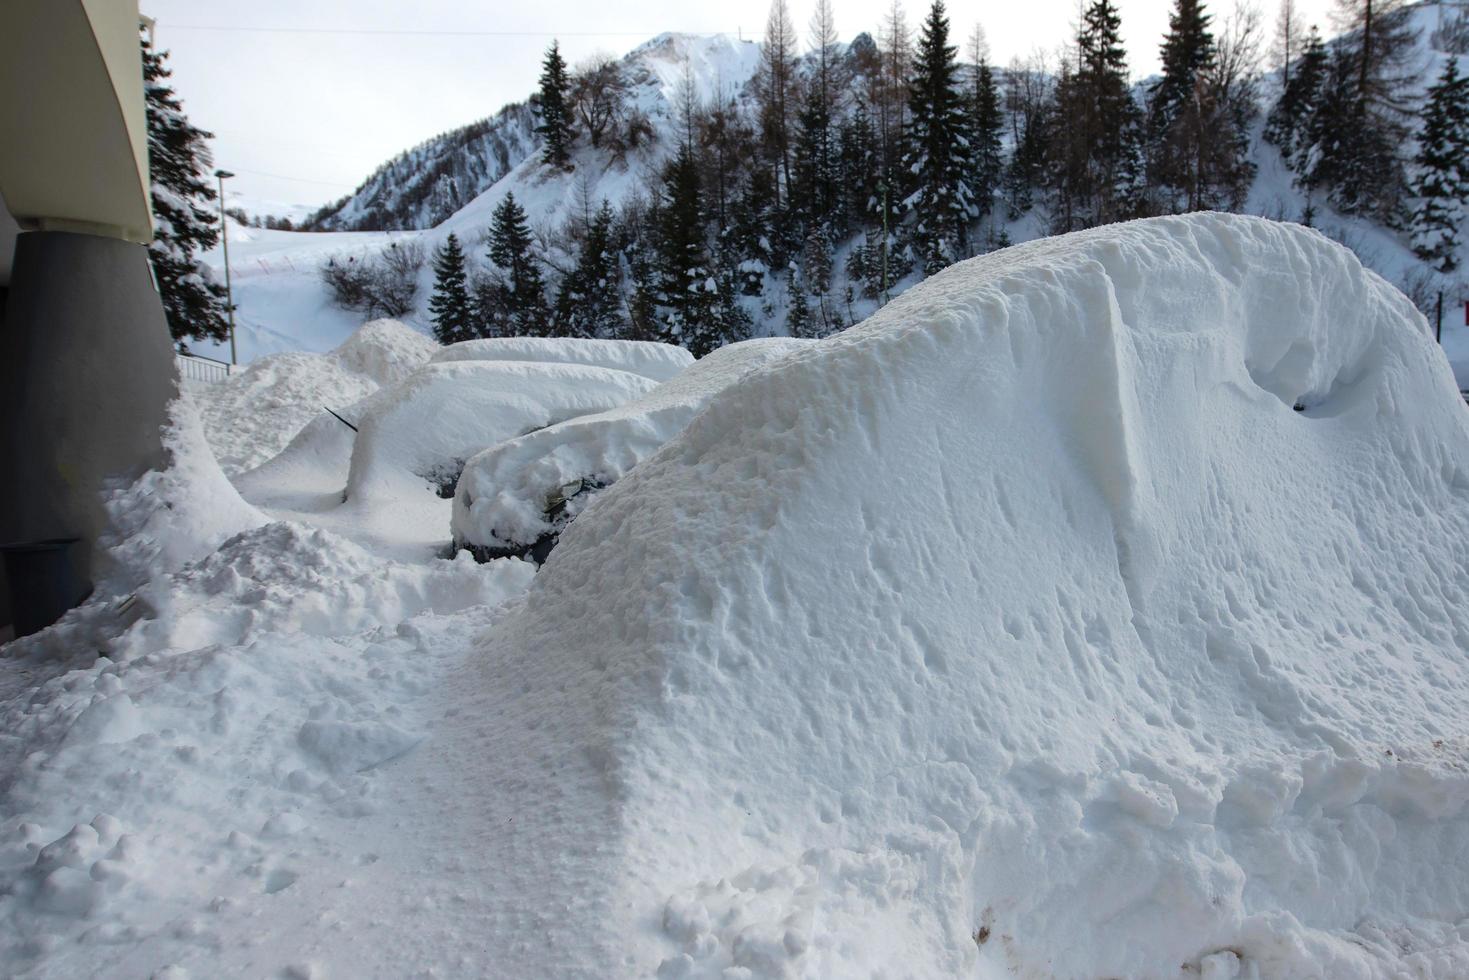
{"left": 143, "top": 0, "right": 1336, "bottom": 214}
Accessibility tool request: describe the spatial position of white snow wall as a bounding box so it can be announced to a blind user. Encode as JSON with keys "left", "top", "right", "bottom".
{"left": 473, "top": 214, "right": 1469, "bottom": 978}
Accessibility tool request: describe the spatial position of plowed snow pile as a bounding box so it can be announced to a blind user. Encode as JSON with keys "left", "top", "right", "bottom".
{"left": 468, "top": 214, "right": 1469, "bottom": 978}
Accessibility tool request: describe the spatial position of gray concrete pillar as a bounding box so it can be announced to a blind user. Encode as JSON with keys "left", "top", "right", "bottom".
{"left": 0, "top": 230, "right": 176, "bottom": 630}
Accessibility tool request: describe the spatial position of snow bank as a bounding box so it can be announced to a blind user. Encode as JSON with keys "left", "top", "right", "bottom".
{"left": 430, "top": 335, "right": 693, "bottom": 382}
{"left": 468, "top": 213, "right": 1469, "bottom": 977}
{"left": 190, "top": 319, "right": 435, "bottom": 475}
{"left": 99, "top": 398, "right": 267, "bottom": 593}
{"left": 452, "top": 338, "right": 809, "bottom": 559}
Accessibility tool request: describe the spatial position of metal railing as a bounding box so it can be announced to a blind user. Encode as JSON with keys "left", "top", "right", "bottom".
{"left": 176, "top": 351, "right": 233, "bottom": 384}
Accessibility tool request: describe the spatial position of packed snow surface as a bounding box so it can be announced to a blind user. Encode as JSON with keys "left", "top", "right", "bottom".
{"left": 431, "top": 335, "right": 694, "bottom": 382}
{"left": 452, "top": 337, "right": 809, "bottom": 555}
{"left": 6, "top": 213, "right": 1469, "bottom": 979}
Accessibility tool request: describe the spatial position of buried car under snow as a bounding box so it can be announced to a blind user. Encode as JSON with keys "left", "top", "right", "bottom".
{"left": 451, "top": 338, "right": 811, "bottom": 562}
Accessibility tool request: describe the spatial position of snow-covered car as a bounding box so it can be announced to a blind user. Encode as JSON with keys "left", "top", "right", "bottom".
{"left": 235, "top": 356, "right": 661, "bottom": 554}
{"left": 430, "top": 335, "right": 693, "bottom": 382}
{"left": 452, "top": 338, "right": 810, "bottom": 562}
{"left": 344, "top": 359, "right": 660, "bottom": 504}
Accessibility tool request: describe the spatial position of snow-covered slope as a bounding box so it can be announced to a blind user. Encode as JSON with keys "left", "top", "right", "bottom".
{"left": 459, "top": 212, "right": 1469, "bottom": 977}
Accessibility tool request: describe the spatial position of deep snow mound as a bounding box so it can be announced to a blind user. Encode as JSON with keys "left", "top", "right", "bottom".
{"left": 431, "top": 336, "right": 694, "bottom": 382}
{"left": 451, "top": 338, "right": 810, "bottom": 560}
{"left": 472, "top": 214, "right": 1469, "bottom": 978}
{"left": 189, "top": 319, "right": 436, "bottom": 475}
{"left": 329, "top": 317, "right": 439, "bottom": 387}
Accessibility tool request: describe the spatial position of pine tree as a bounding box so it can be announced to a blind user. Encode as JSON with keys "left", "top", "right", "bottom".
{"left": 730, "top": 168, "right": 780, "bottom": 296}
{"left": 487, "top": 193, "right": 548, "bottom": 336}
{"left": 1147, "top": 0, "right": 1216, "bottom": 209}
{"left": 536, "top": 41, "right": 573, "bottom": 169}
{"left": 1004, "top": 59, "right": 1051, "bottom": 220}
{"left": 654, "top": 144, "right": 719, "bottom": 354}
{"left": 1411, "top": 58, "right": 1469, "bottom": 272}
{"left": 1050, "top": 0, "right": 1144, "bottom": 228}
{"left": 1265, "top": 25, "right": 1327, "bottom": 164}
{"left": 785, "top": 266, "right": 816, "bottom": 337}
{"left": 876, "top": 1, "right": 912, "bottom": 242}
{"left": 839, "top": 101, "right": 881, "bottom": 238}
{"left": 555, "top": 200, "right": 629, "bottom": 337}
{"left": 803, "top": 226, "right": 836, "bottom": 334}
{"left": 141, "top": 29, "right": 231, "bottom": 344}
{"left": 1304, "top": 47, "right": 1406, "bottom": 221}
{"left": 903, "top": 0, "right": 976, "bottom": 275}
{"left": 791, "top": 86, "right": 838, "bottom": 227}
{"left": 968, "top": 45, "right": 1005, "bottom": 224}
{"left": 1309, "top": 0, "right": 1419, "bottom": 221}
{"left": 759, "top": 0, "right": 799, "bottom": 208}
{"left": 429, "top": 233, "right": 475, "bottom": 343}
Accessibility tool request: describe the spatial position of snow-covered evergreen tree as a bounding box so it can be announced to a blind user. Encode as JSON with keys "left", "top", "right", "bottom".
{"left": 968, "top": 55, "right": 1005, "bottom": 224}
{"left": 785, "top": 266, "right": 816, "bottom": 337}
{"left": 1049, "top": 0, "right": 1144, "bottom": 229}
{"left": 555, "top": 200, "right": 629, "bottom": 338}
{"left": 1411, "top": 58, "right": 1469, "bottom": 272}
{"left": 839, "top": 102, "right": 881, "bottom": 237}
{"left": 537, "top": 41, "right": 573, "bottom": 170}
{"left": 142, "top": 29, "right": 230, "bottom": 344}
{"left": 1303, "top": 46, "right": 1407, "bottom": 222}
{"left": 486, "top": 193, "right": 548, "bottom": 336}
{"left": 1146, "top": 0, "right": 1216, "bottom": 208}
{"left": 653, "top": 144, "right": 720, "bottom": 354}
{"left": 1305, "top": 0, "right": 1419, "bottom": 222}
{"left": 1265, "top": 25, "right": 1327, "bottom": 165}
{"left": 903, "top": 0, "right": 976, "bottom": 275}
{"left": 803, "top": 225, "right": 837, "bottom": 334}
{"left": 791, "top": 86, "right": 838, "bottom": 228}
{"left": 429, "top": 233, "right": 475, "bottom": 344}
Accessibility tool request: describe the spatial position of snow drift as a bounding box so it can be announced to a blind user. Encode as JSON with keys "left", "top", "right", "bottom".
{"left": 467, "top": 213, "right": 1469, "bottom": 978}
{"left": 451, "top": 338, "right": 809, "bottom": 560}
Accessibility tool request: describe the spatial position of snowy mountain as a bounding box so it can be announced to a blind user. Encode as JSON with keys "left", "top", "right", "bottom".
{"left": 302, "top": 33, "right": 761, "bottom": 233}
{"left": 194, "top": 10, "right": 1468, "bottom": 375}
{"left": 301, "top": 102, "right": 538, "bottom": 232}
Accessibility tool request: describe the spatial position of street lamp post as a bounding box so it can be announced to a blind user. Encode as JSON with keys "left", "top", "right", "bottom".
{"left": 215, "top": 168, "right": 237, "bottom": 366}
